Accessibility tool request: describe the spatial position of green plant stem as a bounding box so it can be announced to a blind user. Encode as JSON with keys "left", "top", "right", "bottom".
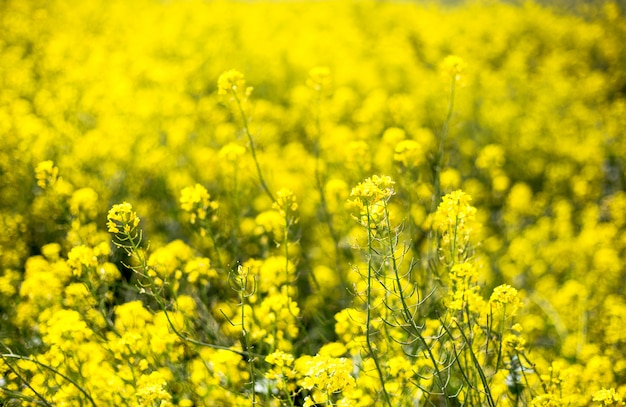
{"left": 232, "top": 92, "right": 275, "bottom": 203}
{"left": 118, "top": 229, "right": 256, "bottom": 359}
{"left": 382, "top": 203, "right": 451, "bottom": 405}
{"left": 453, "top": 320, "right": 496, "bottom": 407}
{"left": 1, "top": 350, "right": 53, "bottom": 407}
{"left": 365, "top": 206, "right": 393, "bottom": 407}
{"left": 1, "top": 353, "right": 97, "bottom": 407}
{"left": 239, "top": 275, "right": 257, "bottom": 406}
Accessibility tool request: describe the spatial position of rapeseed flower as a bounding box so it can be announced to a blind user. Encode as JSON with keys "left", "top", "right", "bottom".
{"left": 106, "top": 202, "right": 140, "bottom": 235}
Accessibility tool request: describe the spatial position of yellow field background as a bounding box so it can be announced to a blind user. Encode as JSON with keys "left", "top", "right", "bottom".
{"left": 1, "top": 0, "right": 626, "bottom": 405}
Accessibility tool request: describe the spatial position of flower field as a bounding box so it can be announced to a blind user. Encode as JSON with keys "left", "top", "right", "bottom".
{"left": 2, "top": 0, "right": 626, "bottom": 405}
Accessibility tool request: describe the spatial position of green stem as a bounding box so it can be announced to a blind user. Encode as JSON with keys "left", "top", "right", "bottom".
{"left": 383, "top": 203, "right": 451, "bottom": 405}
{"left": 453, "top": 320, "right": 496, "bottom": 407}
{"left": 232, "top": 92, "right": 275, "bottom": 203}
{"left": 1, "top": 353, "right": 97, "bottom": 407}
{"left": 365, "top": 206, "right": 392, "bottom": 407}
{"left": 239, "top": 275, "right": 257, "bottom": 406}
{"left": 0, "top": 351, "right": 53, "bottom": 407}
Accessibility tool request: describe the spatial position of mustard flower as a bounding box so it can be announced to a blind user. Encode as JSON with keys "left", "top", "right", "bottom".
{"left": 298, "top": 354, "right": 356, "bottom": 403}
{"left": 42, "top": 309, "right": 94, "bottom": 351}
{"left": 441, "top": 54, "right": 466, "bottom": 82}
{"left": 394, "top": 139, "right": 424, "bottom": 169}
{"left": 34, "top": 160, "right": 59, "bottom": 189}
{"left": 490, "top": 284, "right": 521, "bottom": 318}
{"left": 265, "top": 350, "right": 297, "bottom": 389}
{"left": 179, "top": 183, "right": 218, "bottom": 226}
{"left": 217, "top": 69, "right": 253, "bottom": 101}
{"left": 69, "top": 187, "right": 99, "bottom": 220}
{"left": 432, "top": 190, "right": 479, "bottom": 260}
{"left": 67, "top": 245, "right": 98, "bottom": 278}
{"left": 41, "top": 242, "right": 62, "bottom": 261}
{"left": 307, "top": 66, "right": 331, "bottom": 91}
{"left": 348, "top": 175, "right": 395, "bottom": 206}
{"left": 529, "top": 394, "right": 563, "bottom": 407}
{"left": 447, "top": 262, "right": 485, "bottom": 313}
{"left": 106, "top": 202, "right": 140, "bottom": 235}
{"left": 272, "top": 187, "right": 299, "bottom": 225}
{"left": 593, "top": 388, "right": 623, "bottom": 406}
{"left": 135, "top": 371, "right": 173, "bottom": 407}
{"left": 218, "top": 142, "right": 247, "bottom": 162}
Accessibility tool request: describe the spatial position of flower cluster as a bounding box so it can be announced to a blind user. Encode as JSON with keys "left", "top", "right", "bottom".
{"left": 433, "top": 190, "right": 479, "bottom": 263}
{"left": 217, "top": 69, "right": 253, "bottom": 102}
{"left": 106, "top": 202, "right": 140, "bottom": 235}
{"left": 180, "top": 183, "right": 219, "bottom": 233}
{"left": 347, "top": 175, "right": 395, "bottom": 228}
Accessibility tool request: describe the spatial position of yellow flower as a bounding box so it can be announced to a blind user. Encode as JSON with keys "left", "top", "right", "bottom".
{"left": 307, "top": 66, "right": 331, "bottom": 91}
{"left": 593, "top": 388, "right": 623, "bottom": 406}
{"left": 35, "top": 160, "right": 59, "bottom": 189}
{"left": 297, "top": 354, "right": 355, "bottom": 396}
{"left": 394, "top": 139, "right": 424, "bottom": 169}
{"left": 490, "top": 284, "right": 521, "bottom": 318}
{"left": 348, "top": 175, "right": 395, "bottom": 206}
{"left": 135, "top": 371, "right": 173, "bottom": 407}
{"left": 179, "top": 183, "right": 218, "bottom": 226}
{"left": 432, "top": 190, "right": 479, "bottom": 261}
{"left": 218, "top": 142, "right": 247, "bottom": 162}
{"left": 67, "top": 245, "right": 98, "bottom": 278}
{"left": 106, "top": 202, "right": 140, "bottom": 235}
{"left": 503, "top": 333, "right": 527, "bottom": 353}
{"left": 217, "top": 69, "right": 253, "bottom": 100}
{"left": 272, "top": 187, "right": 299, "bottom": 225}
{"left": 69, "top": 187, "right": 99, "bottom": 220}
{"left": 441, "top": 54, "right": 466, "bottom": 82}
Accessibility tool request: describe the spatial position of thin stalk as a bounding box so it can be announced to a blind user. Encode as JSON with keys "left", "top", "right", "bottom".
{"left": 453, "top": 320, "right": 496, "bottom": 407}
{"left": 118, "top": 229, "right": 255, "bottom": 358}
{"left": 232, "top": 92, "right": 275, "bottom": 203}
{"left": 0, "top": 351, "right": 53, "bottom": 407}
{"left": 383, "top": 203, "right": 451, "bottom": 405}
{"left": 239, "top": 275, "right": 257, "bottom": 406}
{"left": 365, "top": 206, "right": 392, "bottom": 407}
{"left": 1, "top": 353, "right": 97, "bottom": 407}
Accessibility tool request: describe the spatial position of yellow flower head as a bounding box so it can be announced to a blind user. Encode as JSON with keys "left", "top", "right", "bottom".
{"left": 433, "top": 190, "right": 479, "bottom": 261}
{"left": 298, "top": 354, "right": 355, "bottom": 396}
{"left": 441, "top": 54, "right": 466, "bottom": 82}
{"left": 307, "top": 66, "right": 331, "bottom": 91}
{"left": 35, "top": 160, "right": 59, "bottom": 189}
{"left": 180, "top": 183, "right": 218, "bottom": 226}
{"left": 266, "top": 350, "right": 295, "bottom": 368}
{"left": 67, "top": 245, "right": 98, "bottom": 278}
{"left": 593, "top": 388, "right": 623, "bottom": 406}
{"left": 135, "top": 371, "right": 173, "bottom": 406}
{"left": 272, "top": 187, "right": 299, "bottom": 225}
{"left": 347, "top": 175, "right": 395, "bottom": 228}
{"left": 106, "top": 202, "right": 140, "bottom": 235}
{"left": 69, "top": 187, "right": 99, "bottom": 220}
{"left": 394, "top": 139, "right": 424, "bottom": 169}
{"left": 490, "top": 284, "right": 521, "bottom": 318}
{"left": 217, "top": 69, "right": 253, "bottom": 100}
{"left": 503, "top": 333, "right": 527, "bottom": 353}
{"left": 218, "top": 142, "right": 247, "bottom": 162}
{"left": 349, "top": 175, "right": 395, "bottom": 206}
